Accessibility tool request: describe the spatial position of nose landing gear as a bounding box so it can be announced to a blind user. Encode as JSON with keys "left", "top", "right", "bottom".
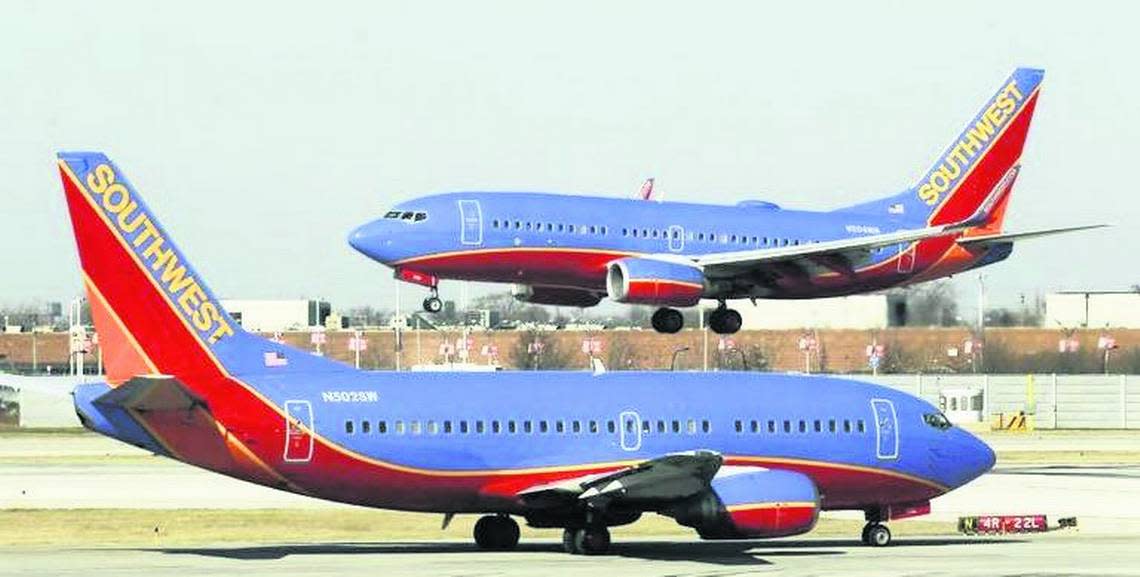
{"left": 422, "top": 286, "right": 443, "bottom": 313}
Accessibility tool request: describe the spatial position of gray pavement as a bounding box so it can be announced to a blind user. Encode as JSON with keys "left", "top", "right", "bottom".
{"left": 2, "top": 535, "right": 1139, "bottom": 577}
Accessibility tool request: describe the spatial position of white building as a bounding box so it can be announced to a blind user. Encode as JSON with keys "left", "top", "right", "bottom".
{"left": 730, "top": 294, "right": 891, "bottom": 330}
{"left": 1045, "top": 291, "right": 1140, "bottom": 329}
{"left": 221, "top": 299, "right": 330, "bottom": 332}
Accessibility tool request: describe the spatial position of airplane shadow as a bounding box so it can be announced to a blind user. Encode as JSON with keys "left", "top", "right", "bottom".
{"left": 144, "top": 536, "right": 1020, "bottom": 565}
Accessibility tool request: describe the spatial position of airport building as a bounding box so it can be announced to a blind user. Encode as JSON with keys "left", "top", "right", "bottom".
{"left": 221, "top": 299, "right": 332, "bottom": 332}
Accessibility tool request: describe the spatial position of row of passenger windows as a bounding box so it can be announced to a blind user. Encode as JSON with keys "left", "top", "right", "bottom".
{"left": 489, "top": 217, "right": 817, "bottom": 248}
{"left": 490, "top": 219, "right": 609, "bottom": 236}
{"left": 735, "top": 418, "right": 866, "bottom": 434}
{"left": 344, "top": 418, "right": 713, "bottom": 436}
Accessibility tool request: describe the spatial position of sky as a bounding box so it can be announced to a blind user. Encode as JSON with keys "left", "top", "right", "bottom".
{"left": 1, "top": 1, "right": 1136, "bottom": 317}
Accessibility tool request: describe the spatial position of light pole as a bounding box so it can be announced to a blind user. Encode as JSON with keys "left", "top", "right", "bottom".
{"left": 671, "top": 346, "right": 690, "bottom": 371}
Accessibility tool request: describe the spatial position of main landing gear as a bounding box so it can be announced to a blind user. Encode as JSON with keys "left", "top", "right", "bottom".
{"left": 651, "top": 308, "right": 684, "bottom": 334}
{"left": 473, "top": 514, "right": 520, "bottom": 551}
{"left": 562, "top": 526, "right": 611, "bottom": 555}
{"left": 708, "top": 303, "right": 742, "bottom": 335}
{"left": 422, "top": 286, "right": 443, "bottom": 313}
{"left": 861, "top": 522, "right": 892, "bottom": 547}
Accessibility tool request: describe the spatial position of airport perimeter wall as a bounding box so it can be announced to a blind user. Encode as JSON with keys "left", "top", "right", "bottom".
{"left": 4, "top": 328, "right": 1140, "bottom": 374}
{"left": 2, "top": 373, "right": 1138, "bottom": 430}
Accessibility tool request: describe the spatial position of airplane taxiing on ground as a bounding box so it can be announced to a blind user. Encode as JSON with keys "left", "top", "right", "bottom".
{"left": 60, "top": 151, "right": 993, "bottom": 554}
{"left": 348, "top": 67, "right": 1102, "bottom": 335}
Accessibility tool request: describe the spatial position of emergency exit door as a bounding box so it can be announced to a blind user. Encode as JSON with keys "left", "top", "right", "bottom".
{"left": 284, "top": 400, "right": 314, "bottom": 463}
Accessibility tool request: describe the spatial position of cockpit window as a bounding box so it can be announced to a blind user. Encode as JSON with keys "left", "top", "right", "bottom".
{"left": 923, "top": 412, "right": 952, "bottom": 430}
{"left": 385, "top": 210, "right": 428, "bottom": 222}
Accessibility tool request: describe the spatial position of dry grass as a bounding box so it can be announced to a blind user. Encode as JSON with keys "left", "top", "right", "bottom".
{"left": 0, "top": 508, "right": 953, "bottom": 547}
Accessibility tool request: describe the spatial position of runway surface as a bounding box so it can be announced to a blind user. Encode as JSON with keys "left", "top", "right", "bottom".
{"left": 3, "top": 431, "right": 1140, "bottom": 575}
{"left": 3, "top": 535, "right": 1139, "bottom": 577}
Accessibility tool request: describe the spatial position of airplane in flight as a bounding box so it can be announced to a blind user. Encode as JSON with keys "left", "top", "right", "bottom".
{"left": 349, "top": 68, "right": 1101, "bottom": 335}
{"left": 60, "top": 151, "right": 994, "bottom": 554}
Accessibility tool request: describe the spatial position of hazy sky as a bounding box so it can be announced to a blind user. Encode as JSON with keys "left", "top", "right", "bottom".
{"left": 2, "top": 1, "right": 1136, "bottom": 316}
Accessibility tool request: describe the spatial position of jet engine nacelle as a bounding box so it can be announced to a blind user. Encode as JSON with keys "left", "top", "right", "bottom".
{"left": 511, "top": 285, "right": 603, "bottom": 308}
{"left": 667, "top": 467, "right": 819, "bottom": 539}
{"left": 605, "top": 257, "right": 705, "bottom": 307}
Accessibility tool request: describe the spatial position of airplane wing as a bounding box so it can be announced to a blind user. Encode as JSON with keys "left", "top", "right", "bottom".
{"left": 518, "top": 450, "right": 723, "bottom": 508}
{"left": 694, "top": 223, "right": 964, "bottom": 279}
{"left": 955, "top": 224, "right": 1108, "bottom": 248}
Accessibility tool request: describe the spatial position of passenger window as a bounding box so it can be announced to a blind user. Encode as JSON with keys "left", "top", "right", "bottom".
{"left": 411, "top": 421, "right": 422, "bottom": 435}
{"left": 426, "top": 421, "right": 438, "bottom": 435}
{"left": 572, "top": 421, "right": 582, "bottom": 433}
{"left": 843, "top": 419, "right": 851, "bottom": 433}
{"left": 672, "top": 420, "right": 681, "bottom": 433}
{"left": 783, "top": 420, "right": 791, "bottom": 433}
{"left": 657, "top": 420, "right": 666, "bottom": 433}
{"left": 813, "top": 420, "right": 821, "bottom": 433}
{"left": 829, "top": 419, "right": 836, "bottom": 433}
{"left": 750, "top": 420, "right": 759, "bottom": 433}
{"left": 701, "top": 420, "right": 710, "bottom": 433}
{"left": 642, "top": 420, "right": 651, "bottom": 433}
{"left": 491, "top": 219, "right": 499, "bottom": 228}
{"left": 798, "top": 420, "right": 806, "bottom": 433}
{"left": 607, "top": 421, "right": 616, "bottom": 434}
{"left": 589, "top": 420, "right": 599, "bottom": 434}
{"left": 524, "top": 421, "right": 533, "bottom": 434}
{"left": 507, "top": 421, "right": 517, "bottom": 434}
{"left": 384, "top": 211, "right": 401, "bottom": 219}
{"left": 362, "top": 420, "right": 371, "bottom": 434}
{"left": 858, "top": 419, "right": 867, "bottom": 433}
{"left": 378, "top": 421, "right": 387, "bottom": 434}
{"left": 395, "top": 420, "right": 405, "bottom": 434}
{"left": 345, "top": 420, "right": 354, "bottom": 434}
{"left": 459, "top": 421, "right": 468, "bottom": 434}
{"left": 687, "top": 419, "right": 697, "bottom": 434}
{"left": 545, "top": 223, "right": 553, "bottom": 232}
{"left": 413, "top": 212, "right": 427, "bottom": 222}
{"left": 734, "top": 420, "right": 743, "bottom": 433}
{"left": 767, "top": 420, "right": 776, "bottom": 433}
{"left": 443, "top": 421, "right": 452, "bottom": 434}
{"left": 475, "top": 421, "right": 484, "bottom": 434}
{"left": 538, "top": 421, "right": 547, "bottom": 433}
{"left": 556, "top": 420, "right": 565, "bottom": 433}
{"left": 492, "top": 421, "right": 501, "bottom": 434}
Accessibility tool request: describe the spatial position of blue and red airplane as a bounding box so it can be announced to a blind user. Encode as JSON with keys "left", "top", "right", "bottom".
{"left": 61, "top": 151, "right": 993, "bottom": 553}
{"left": 349, "top": 68, "right": 1100, "bottom": 334}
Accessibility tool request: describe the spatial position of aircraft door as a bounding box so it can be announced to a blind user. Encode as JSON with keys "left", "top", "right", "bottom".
{"left": 668, "top": 225, "right": 685, "bottom": 252}
{"left": 897, "top": 242, "right": 916, "bottom": 273}
{"left": 619, "top": 410, "right": 642, "bottom": 451}
{"left": 284, "top": 400, "right": 314, "bottom": 463}
{"left": 458, "top": 200, "right": 483, "bottom": 246}
{"left": 871, "top": 399, "right": 899, "bottom": 460}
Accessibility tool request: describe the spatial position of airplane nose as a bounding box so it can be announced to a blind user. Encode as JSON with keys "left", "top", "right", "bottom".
{"left": 954, "top": 428, "right": 996, "bottom": 486}
{"left": 348, "top": 220, "right": 391, "bottom": 263}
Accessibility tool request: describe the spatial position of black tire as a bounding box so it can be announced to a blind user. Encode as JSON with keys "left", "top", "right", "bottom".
{"left": 651, "top": 308, "right": 684, "bottom": 334}
{"left": 562, "top": 528, "right": 579, "bottom": 554}
{"left": 860, "top": 523, "right": 872, "bottom": 545}
{"left": 473, "top": 515, "right": 519, "bottom": 550}
{"left": 866, "top": 524, "right": 891, "bottom": 547}
{"left": 573, "top": 526, "right": 611, "bottom": 555}
{"left": 423, "top": 296, "right": 443, "bottom": 313}
{"left": 709, "top": 308, "right": 742, "bottom": 334}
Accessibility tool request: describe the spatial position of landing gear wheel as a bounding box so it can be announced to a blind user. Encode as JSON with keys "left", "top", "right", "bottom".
{"left": 651, "top": 307, "right": 684, "bottom": 334}
{"left": 562, "top": 528, "right": 579, "bottom": 554}
{"left": 423, "top": 296, "right": 443, "bottom": 313}
{"left": 863, "top": 523, "right": 891, "bottom": 547}
{"left": 572, "top": 526, "right": 611, "bottom": 555}
{"left": 708, "top": 307, "right": 742, "bottom": 334}
{"left": 474, "top": 515, "right": 520, "bottom": 551}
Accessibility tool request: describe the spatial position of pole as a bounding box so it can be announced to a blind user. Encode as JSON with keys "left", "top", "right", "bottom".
{"left": 395, "top": 282, "right": 402, "bottom": 371}
{"left": 354, "top": 330, "right": 361, "bottom": 369}
{"left": 700, "top": 308, "right": 708, "bottom": 372}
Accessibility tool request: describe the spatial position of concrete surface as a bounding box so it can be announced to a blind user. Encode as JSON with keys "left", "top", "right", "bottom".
{"left": 2, "top": 535, "right": 1138, "bottom": 577}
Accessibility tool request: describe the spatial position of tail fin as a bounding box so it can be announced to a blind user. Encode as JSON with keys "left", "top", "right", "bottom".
{"left": 57, "top": 152, "right": 340, "bottom": 385}
{"left": 838, "top": 68, "right": 1044, "bottom": 231}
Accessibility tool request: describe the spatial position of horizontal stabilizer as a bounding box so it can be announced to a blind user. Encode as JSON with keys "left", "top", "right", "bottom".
{"left": 93, "top": 375, "right": 207, "bottom": 412}
{"left": 957, "top": 224, "right": 1108, "bottom": 247}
